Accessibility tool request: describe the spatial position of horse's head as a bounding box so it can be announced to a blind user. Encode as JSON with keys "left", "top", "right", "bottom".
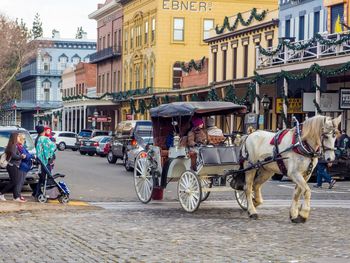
{"left": 322, "top": 115, "right": 342, "bottom": 162}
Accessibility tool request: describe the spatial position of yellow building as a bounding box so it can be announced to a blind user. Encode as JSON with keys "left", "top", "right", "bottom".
{"left": 324, "top": 0, "right": 350, "bottom": 33}
{"left": 120, "top": 0, "right": 278, "bottom": 119}
{"left": 205, "top": 8, "right": 279, "bottom": 130}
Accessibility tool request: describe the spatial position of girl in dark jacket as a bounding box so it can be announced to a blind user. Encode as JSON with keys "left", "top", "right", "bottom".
{"left": 17, "top": 133, "right": 33, "bottom": 202}
{"left": 0, "top": 133, "right": 27, "bottom": 202}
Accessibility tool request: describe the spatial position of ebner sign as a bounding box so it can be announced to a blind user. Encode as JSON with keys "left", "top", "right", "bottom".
{"left": 162, "top": 0, "right": 212, "bottom": 12}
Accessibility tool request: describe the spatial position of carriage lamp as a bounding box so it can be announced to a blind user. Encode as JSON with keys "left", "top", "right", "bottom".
{"left": 173, "top": 135, "right": 180, "bottom": 148}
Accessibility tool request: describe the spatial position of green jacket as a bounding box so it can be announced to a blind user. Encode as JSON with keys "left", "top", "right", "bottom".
{"left": 36, "top": 136, "right": 56, "bottom": 166}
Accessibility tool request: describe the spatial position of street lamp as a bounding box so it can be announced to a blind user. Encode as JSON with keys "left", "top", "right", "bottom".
{"left": 261, "top": 94, "right": 270, "bottom": 130}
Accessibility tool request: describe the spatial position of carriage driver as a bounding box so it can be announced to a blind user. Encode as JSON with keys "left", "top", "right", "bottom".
{"left": 187, "top": 117, "right": 208, "bottom": 147}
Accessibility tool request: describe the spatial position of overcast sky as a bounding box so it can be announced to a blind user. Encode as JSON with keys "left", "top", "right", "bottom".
{"left": 0, "top": 0, "right": 99, "bottom": 39}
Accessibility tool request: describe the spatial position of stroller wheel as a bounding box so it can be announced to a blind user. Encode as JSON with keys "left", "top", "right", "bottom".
{"left": 37, "top": 194, "right": 47, "bottom": 203}
{"left": 58, "top": 195, "right": 70, "bottom": 204}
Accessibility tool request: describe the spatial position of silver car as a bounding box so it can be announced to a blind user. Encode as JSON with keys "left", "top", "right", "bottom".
{"left": 125, "top": 136, "right": 153, "bottom": 171}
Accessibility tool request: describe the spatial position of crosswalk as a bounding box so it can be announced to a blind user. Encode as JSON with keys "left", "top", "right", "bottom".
{"left": 90, "top": 199, "right": 350, "bottom": 210}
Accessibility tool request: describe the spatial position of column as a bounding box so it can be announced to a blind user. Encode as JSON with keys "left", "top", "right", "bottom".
{"left": 83, "top": 105, "right": 87, "bottom": 129}
{"left": 79, "top": 106, "right": 82, "bottom": 132}
{"left": 254, "top": 82, "right": 260, "bottom": 114}
{"left": 62, "top": 109, "right": 65, "bottom": 131}
{"left": 75, "top": 106, "right": 78, "bottom": 133}
{"left": 315, "top": 73, "right": 321, "bottom": 116}
{"left": 283, "top": 78, "right": 288, "bottom": 129}
{"left": 70, "top": 108, "right": 73, "bottom": 132}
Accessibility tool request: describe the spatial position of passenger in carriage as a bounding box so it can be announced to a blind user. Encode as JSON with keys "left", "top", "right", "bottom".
{"left": 206, "top": 117, "right": 225, "bottom": 145}
{"left": 187, "top": 117, "right": 207, "bottom": 147}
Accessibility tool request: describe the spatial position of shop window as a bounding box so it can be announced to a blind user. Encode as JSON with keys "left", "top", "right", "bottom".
{"left": 173, "top": 18, "right": 184, "bottom": 41}
{"left": 203, "top": 19, "right": 214, "bottom": 40}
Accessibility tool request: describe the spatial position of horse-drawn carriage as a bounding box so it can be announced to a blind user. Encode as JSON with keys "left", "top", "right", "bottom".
{"left": 133, "top": 101, "right": 250, "bottom": 212}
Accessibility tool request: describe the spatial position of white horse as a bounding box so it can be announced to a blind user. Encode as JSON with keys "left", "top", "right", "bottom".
{"left": 241, "top": 115, "right": 341, "bottom": 223}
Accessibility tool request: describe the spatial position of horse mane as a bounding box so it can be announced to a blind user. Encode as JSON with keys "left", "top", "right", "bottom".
{"left": 301, "top": 115, "right": 326, "bottom": 146}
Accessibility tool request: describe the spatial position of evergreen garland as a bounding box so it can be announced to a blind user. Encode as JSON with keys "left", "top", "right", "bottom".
{"left": 180, "top": 57, "right": 206, "bottom": 73}
{"left": 207, "top": 88, "right": 220, "bottom": 101}
{"left": 215, "top": 8, "right": 267, "bottom": 34}
{"left": 259, "top": 33, "right": 350, "bottom": 56}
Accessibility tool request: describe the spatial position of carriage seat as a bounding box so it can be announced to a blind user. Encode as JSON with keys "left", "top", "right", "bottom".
{"left": 199, "top": 146, "right": 240, "bottom": 166}
{"left": 207, "top": 135, "right": 225, "bottom": 145}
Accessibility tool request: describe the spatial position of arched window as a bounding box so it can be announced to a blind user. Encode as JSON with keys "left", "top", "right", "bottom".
{"left": 42, "top": 79, "right": 51, "bottom": 101}
{"left": 143, "top": 62, "right": 148, "bottom": 88}
{"left": 42, "top": 53, "right": 52, "bottom": 73}
{"left": 71, "top": 54, "right": 81, "bottom": 65}
{"left": 58, "top": 54, "right": 68, "bottom": 70}
{"left": 129, "top": 67, "right": 133, "bottom": 89}
{"left": 150, "top": 62, "right": 154, "bottom": 88}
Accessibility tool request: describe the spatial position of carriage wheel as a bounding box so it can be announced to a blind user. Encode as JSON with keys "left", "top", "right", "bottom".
{"left": 178, "top": 170, "right": 201, "bottom": 213}
{"left": 234, "top": 190, "right": 248, "bottom": 211}
{"left": 200, "top": 177, "right": 212, "bottom": 202}
{"left": 134, "top": 153, "right": 153, "bottom": 204}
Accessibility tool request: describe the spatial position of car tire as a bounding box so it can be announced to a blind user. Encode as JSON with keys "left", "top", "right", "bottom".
{"left": 107, "top": 151, "right": 117, "bottom": 164}
{"left": 88, "top": 152, "right": 95, "bottom": 156}
{"left": 99, "top": 154, "right": 107, "bottom": 158}
{"left": 72, "top": 148, "right": 78, "bottom": 152}
{"left": 58, "top": 142, "right": 66, "bottom": 151}
{"left": 80, "top": 151, "right": 86, "bottom": 155}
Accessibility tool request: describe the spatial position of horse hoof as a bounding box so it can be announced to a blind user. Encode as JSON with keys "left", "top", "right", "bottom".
{"left": 249, "top": 213, "right": 259, "bottom": 220}
{"left": 291, "top": 215, "right": 307, "bottom": 224}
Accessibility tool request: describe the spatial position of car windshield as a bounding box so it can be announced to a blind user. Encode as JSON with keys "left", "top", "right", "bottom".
{"left": 95, "top": 131, "right": 109, "bottom": 136}
{"left": 0, "top": 131, "right": 35, "bottom": 153}
{"left": 134, "top": 125, "right": 153, "bottom": 138}
{"left": 79, "top": 131, "right": 92, "bottom": 137}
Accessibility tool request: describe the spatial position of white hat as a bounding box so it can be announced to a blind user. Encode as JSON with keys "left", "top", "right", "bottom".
{"left": 207, "top": 117, "right": 215, "bottom": 127}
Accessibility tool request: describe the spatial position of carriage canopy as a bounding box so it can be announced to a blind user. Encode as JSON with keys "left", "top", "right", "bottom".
{"left": 150, "top": 101, "right": 247, "bottom": 118}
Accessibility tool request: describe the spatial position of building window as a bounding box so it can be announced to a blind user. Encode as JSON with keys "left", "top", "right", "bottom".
{"left": 213, "top": 52, "right": 217, "bottom": 82}
{"left": 129, "top": 67, "right": 133, "bottom": 89}
{"left": 203, "top": 19, "right": 214, "bottom": 40}
{"left": 58, "top": 55, "right": 68, "bottom": 70}
{"left": 268, "top": 39, "right": 273, "bottom": 48}
{"left": 135, "top": 66, "right": 140, "bottom": 89}
{"left": 143, "top": 63, "right": 147, "bottom": 88}
{"left": 107, "top": 34, "right": 111, "bottom": 47}
{"left": 106, "top": 72, "right": 110, "bottom": 92}
{"left": 150, "top": 62, "right": 154, "bottom": 87}
{"left": 123, "top": 69, "right": 127, "bottom": 91}
{"left": 173, "top": 18, "right": 184, "bottom": 41}
{"left": 113, "top": 71, "right": 116, "bottom": 91}
{"left": 243, "top": 45, "right": 248, "bottom": 78}
{"left": 144, "top": 21, "right": 148, "bottom": 44}
{"left": 114, "top": 31, "right": 117, "bottom": 49}
{"left": 331, "top": 4, "right": 344, "bottom": 33}
{"left": 102, "top": 74, "right": 105, "bottom": 91}
{"left": 222, "top": 49, "right": 227, "bottom": 81}
{"left": 98, "top": 75, "right": 101, "bottom": 91}
{"left": 103, "top": 36, "right": 106, "bottom": 49}
{"left": 72, "top": 55, "right": 81, "bottom": 65}
{"left": 130, "top": 28, "right": 134, "bottom": 49}
{"left": 285, "top": 19, "right": 290, "bottom": 38}
{"left": 43, "top": 55, "right": 51, "bottom": 73}
{"left": 299, "top": 15, "right": 305, "bottom": 40}
{"left": 233, "top": 47, "right": 237, "bottom": 79}
{"left": 42, "top": 80, "right": 51, "bottom": 101}
{"left": 314, "top": 11, "right": 320, "bottom": 35}
{"left": 151, "top": 18, "right": 156, "bottom": 42}
{"left": 124, "top": 31, "right": 128, "bottom": 52}
{"left": 118, "top": 29, "right": 122, "bottom": 48}
{"left": 117, "top": 70, "right": 121, "bottom": 90}
{"left": 136, "top": 25, "right": 141, "bottom": 47}
{"left": 99, "top": 37, "right": 102, "bottom": 51}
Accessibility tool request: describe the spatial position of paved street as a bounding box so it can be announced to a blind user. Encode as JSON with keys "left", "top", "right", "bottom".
{"left": 0, "top": 150, "right": 349, "bottom": 262}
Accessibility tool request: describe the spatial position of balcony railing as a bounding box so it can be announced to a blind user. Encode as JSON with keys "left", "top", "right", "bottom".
{"left": 16, "top": 68, "right": 63, "bottom": 80}
{"left": 1, "top": 100, "right": 63, "bottom": 111}
{"left": 89, "top": 46, "right": 122, "bottom": 63}
{"left": 256, "top": 31, "right": 350, "bottom": 69}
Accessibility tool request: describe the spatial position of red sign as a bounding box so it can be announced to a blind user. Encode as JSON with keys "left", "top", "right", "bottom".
{"left": 88, "top": 116, "right": 112, "bottom": 123}
{"left": 126, "top": 114, "right": 133, "bottom": 121}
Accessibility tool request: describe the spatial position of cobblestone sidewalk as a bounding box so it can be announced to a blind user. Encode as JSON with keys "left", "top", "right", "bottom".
{"left": 0, "top": 204, "right": 349, "bottom": 262}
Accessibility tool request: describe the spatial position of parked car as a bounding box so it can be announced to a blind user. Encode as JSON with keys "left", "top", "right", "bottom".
{"left": 0, "top": 126, "right": 39, "bottom": 189}
{"left": 52, "top": 131, "right": 79, "bottom": 151}
{"left": 107, "top": 120, "right": 153, "bottom": 171}
{"left": 79, "top": 136, "right": 111, "bottom": 156}
{"left": 125, "top": 136, "right": 153, "bottom": 171}
{"left": 76, "top": 129, "right": 110, "bottom": 148}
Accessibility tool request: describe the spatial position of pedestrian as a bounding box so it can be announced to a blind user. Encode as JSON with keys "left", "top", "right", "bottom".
{"left": 0, "top": 133, "right": 27, "bottom": 202}
{"left": 17, "top": 133, "right": 34, "bottom": 202}
{"left": 33, "top": 125, "right": 56, "bottom": 198}
{"left": 314, "top": 158, "right": 336, "bottom": 189}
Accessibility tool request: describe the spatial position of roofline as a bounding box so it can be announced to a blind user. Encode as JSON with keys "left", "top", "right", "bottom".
{"left": 205, "top": 19, "right": 279, "bottom": 43}
{"left": 88, "top": 0, "right": 122, "bottom": 20}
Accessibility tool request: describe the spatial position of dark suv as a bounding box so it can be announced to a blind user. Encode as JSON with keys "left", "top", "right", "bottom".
{"left": 0, "top": 126, "right": 39, "bottom": 188}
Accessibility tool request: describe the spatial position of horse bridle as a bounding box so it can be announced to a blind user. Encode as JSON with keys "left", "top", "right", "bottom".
{"left": 321, "top": 128, "right": 337, "bottom": 153}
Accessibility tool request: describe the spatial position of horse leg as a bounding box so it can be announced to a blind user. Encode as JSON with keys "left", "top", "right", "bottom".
{"left": 289, "top": 173, "right": 311, "bottom": 223}
{"left": 245, "top": 169, "right": 258, "bottom": 219}
{"left": 253, "top": 169, "right": 274, "bottom": 208}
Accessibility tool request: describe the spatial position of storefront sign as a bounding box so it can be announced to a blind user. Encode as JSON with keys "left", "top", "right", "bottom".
{"left": 339, "top": 89, "right": 350, "bottom": 109}
{"left": 303, "top": 92, "right": 341, "bottom": 112}
{"left": 276, "top": 98, "right": 303, "bottom": 114}
{"left": 162, "top": 0, "right": 212, "bottom": 12}
{"left": 88, "top": 116, "right": 112, "bottom": 123}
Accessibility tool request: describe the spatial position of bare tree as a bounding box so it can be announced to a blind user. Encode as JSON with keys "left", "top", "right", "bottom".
{"left": 0, "top": 14, "right": 37, "bottom": 102}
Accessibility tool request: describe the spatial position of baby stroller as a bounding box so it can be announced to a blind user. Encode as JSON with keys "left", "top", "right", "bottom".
{"left": 36, "top": 157, "right": 70, "bottom": 204}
